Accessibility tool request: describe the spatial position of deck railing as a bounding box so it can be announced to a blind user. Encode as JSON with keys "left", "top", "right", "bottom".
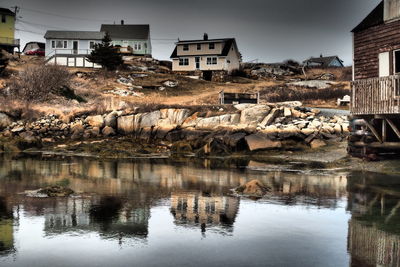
{"left": 352, "top": 75, "right": 400, "bottom": 115}
{"left": 0, "top": 37, "right": 20, "bottom": 46}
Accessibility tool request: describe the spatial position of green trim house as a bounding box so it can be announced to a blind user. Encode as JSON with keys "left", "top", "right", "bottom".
{"left": 0, "top": 8, "right": 19, "bottom": 53}
{"left": 100, "top": 22, "right": 151, "bottom": 56}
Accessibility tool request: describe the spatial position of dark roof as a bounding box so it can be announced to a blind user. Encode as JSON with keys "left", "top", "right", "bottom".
{"left": 304, "top": 56, "right": 344, "bottom": 67}
{"left": 170, "top": 38, "right": 236, "bottom": 58}
{"left": 22, "top": 42, "right": 45, "bottom": 51}
{"left": 100, "top": 24, "right": 150, "bottom": 40}
{"left": 352, "top": 1, "right": 384, "bottom": 33}
{"left": 44, "top": 31, "right": 105, "bottom": 40}
{"left": 0, "top": 8, "right": 15, "bottom": 16}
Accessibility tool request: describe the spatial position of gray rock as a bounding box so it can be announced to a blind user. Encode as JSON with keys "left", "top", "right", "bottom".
{"left": 0, "top": 113, "right": 12, "bottom": 129}
{"left": 240, "top": 105, "right": 271, "bottom": 125}
{"left": 245, "top": 133, "right": 282, "bottom": 151}
{"left": 102, "top": 126, "right": 116, "bottom": 136}
{"left": 85, "top": 115, "right": 105, "bottom": 128}
{"left": 104, "top": 112, "right": 118, "bottom": 128}
{"left": 140, "top": 111, "right": 161, "bottom": 128}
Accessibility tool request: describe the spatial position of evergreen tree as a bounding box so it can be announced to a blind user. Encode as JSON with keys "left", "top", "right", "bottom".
{"left": 87, "top": 33, "right": 123, "bottom": 71}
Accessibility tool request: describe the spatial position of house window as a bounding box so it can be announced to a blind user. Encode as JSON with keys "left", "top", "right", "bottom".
{"left": 179, "top": 58, "right": 189, "bottom": 66}
{"left": 395, "top": 50, "right": 400, "bottom": 74}
{"left": 89, "top": 41, "right": 97, "bottom": 49}
{"left": 206, "top": 57, "right": 218, "bottom": 65}
{"left": 197, "top": 44, "right": 201, "bottom": 50}
{"left": 209, "top": 43, "right": 215, "bottom": 49}
{"left": 134, "top": 43, "right": 142, "bottom": 50}
{"left": 1, "top": 15, "right": 5, "bottom": 23}
{"left": 183, "top": 44, "right": 189, "bottom": 51}
{"left": 53, "top": 40, "right": 68, "bottom": 49}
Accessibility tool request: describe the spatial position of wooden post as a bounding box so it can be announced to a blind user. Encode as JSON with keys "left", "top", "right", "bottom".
{"left": 382, "top": 119, "right": 387, "bottom": 142}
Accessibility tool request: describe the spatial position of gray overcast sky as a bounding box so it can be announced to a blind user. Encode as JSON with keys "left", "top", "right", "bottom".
{"left": 1, "top": 0, "right": 381, "bottom": 64}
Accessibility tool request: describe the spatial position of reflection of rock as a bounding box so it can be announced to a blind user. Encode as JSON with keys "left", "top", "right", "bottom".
{"left": 235, "top": 179, "right": 270, "bottom": 197}
{"left": 170, "top": 191, "right": 239, "bottom": 233}
{"left": 37, "top": 186, "right": 74, "bottom": 197}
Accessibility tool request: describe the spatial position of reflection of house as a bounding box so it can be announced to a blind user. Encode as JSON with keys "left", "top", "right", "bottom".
{"left": 0, "top": 8, "right": 19, "bottom": 53}
{"left": 170, "top": 191, "right": 239, "bottom": 232}
{"left": 349, "top": 220, "right": 400, "bottom": 267}
{"left": 100, "top": 22, "right": 151, "bottom": 56}
{"left": 42, "top": 197, "right": 150, "bottom": 240}
{"left": 347, "top": 173, "right": 400, "bottom": 266}
{"left": 44, "top": 31, "right": 104, "bottom": 68}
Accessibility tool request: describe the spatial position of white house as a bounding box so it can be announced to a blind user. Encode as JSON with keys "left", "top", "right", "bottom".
{"left": 44, "top": 31, "right": 105, "bottom": 68}
{"left": 170, "top": 34, "right": 241, "bottom": 80}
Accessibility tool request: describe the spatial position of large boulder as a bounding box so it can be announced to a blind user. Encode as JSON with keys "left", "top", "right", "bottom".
{"left": 259, "top": 108, "right": 279, "bottom": 128}
{"left": 161, "top": 109, "right": 191, "bottom": 125}
{"left": 117, "top": 114, "right": 142, "bottom": 134}
{"left": 310, "top": 139, "right": 327, "bottom": 149}
{"left": 104, "top": 111, "right": 118, "bottom": 128}
{"left": 0, "top": 113, "right": 12, "bottom": 129}
{"left": 245, "top": 133, "right": 282, "bottom": 151}
{"left": 140, "top": 111, "right": 161, "bottom": 128}
{"left": 85, "top": 115, "right": 104, "bottom": 128}
{"left": 240, "top": 105, "right": 271, "bottom": 126}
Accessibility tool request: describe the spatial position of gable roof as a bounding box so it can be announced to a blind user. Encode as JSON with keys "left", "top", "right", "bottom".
{"left": 352, "top": 1, "right": 384, "bottom": 33}
{"left": 100, "top": 24, "right": 150, "bottom": 40}
{"left": 304, "top": 56, "right": 344, "bottom": 67}
{"left": 170, "top": 38, "right": 237, "bottom": 58}
{"left": 0, "top": 8, "right": 15, "bottom": 16}
{"left": 44, "top": 31, "right": 105, "bottom": 40}
{"left": 23, "top": 42, "right": 45, "bottom": 51}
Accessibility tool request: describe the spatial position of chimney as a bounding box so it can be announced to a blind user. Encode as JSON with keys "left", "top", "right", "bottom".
{"left": 384, "top": 0, "right": 400, "bottom": 21}
{"left": 121, "top": 20, "right": 124, "bottom": 25}
{"left": 203, "top": 33, "right": 208, "bottom": 41}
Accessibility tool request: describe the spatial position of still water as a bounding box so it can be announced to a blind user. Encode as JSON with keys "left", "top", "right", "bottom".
{"left": 0, "top": 154, "right": 398, "bottom": 267}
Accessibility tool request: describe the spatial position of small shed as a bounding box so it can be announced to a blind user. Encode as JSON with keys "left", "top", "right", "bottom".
{"left": 22, "top": 42, "right": 45, "bottom": 53}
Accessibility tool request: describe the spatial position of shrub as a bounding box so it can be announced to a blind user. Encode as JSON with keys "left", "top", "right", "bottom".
{"left": 87, "top": 33, "right": 123, "bottom": 71}
{"left": 262, "top": 86, "right": 350, "bottom": 103}
{"left": 9, "top": 64, "right": 72, "bottom": 103}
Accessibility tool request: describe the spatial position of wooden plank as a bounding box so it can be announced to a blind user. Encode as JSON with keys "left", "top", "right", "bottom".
{"left": 364, "top": 120, "right": 383, "bottom": 143}
{"left": 386, "top": 118, "right": 400, "bottom": 139}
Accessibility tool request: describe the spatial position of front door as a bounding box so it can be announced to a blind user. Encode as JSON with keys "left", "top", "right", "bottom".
{"left": 195, "top": 57, "right": 200, "bottom": 69}
{"left": 73, "top": 41, "right": 78, "bottom": 55}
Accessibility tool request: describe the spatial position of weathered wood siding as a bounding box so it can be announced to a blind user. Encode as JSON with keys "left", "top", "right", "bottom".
{"left": 354, "top": 19, "right": 400, "bottom": 80}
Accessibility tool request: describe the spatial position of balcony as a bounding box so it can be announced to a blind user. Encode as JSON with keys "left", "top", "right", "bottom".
{"left": 352, "top": 75, "right": 400, "bottom": 115}
{"left": 0, "top": 37, "right": 20, "bottom": 47}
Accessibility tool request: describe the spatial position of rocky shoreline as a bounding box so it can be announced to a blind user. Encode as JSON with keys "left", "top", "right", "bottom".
{"left": 0, "top": 103, "right": 349, "bottom": 156}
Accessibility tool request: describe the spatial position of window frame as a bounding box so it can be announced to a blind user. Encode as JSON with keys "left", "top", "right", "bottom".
{"left": 183, "top": 44, "right": 189, "bottom": 51}
{"left": 209, "top": 43, "right": 215, "bottom": 50}
{"left": 134, "top": 42, "right": 142, "bottom": 50}
{"left": 394, "top": 49, "right": 400, "bottom": 74}
{"left": 179, "top": 57, "right": 189, "bottom": 66}
{"left": 52, "top": 40, "right": 68, "bottom": 49}
{"left": 89, "top": 41, "right": 97, "bottom": 50}
{"left": 1, "top": 15, "right": 6, "bottom": 23}
{"left": 197, "top": 44, "right": 201, "bottom": 50}
{"left": 206, "top": 56, "right": 218, "bottom": 65}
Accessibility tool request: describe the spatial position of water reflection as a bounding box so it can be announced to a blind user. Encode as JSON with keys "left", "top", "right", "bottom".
{"left": 0, "top": 197, "right": 15, "bottom": 256}
{"left": 170, "top": 191, "right": 239, "bottom": 234}
{"left": 347, "top": 172, "right": 400, "bottom": 267}
{"left": 0, "top": 154, "right": 399, "bottom": 266}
